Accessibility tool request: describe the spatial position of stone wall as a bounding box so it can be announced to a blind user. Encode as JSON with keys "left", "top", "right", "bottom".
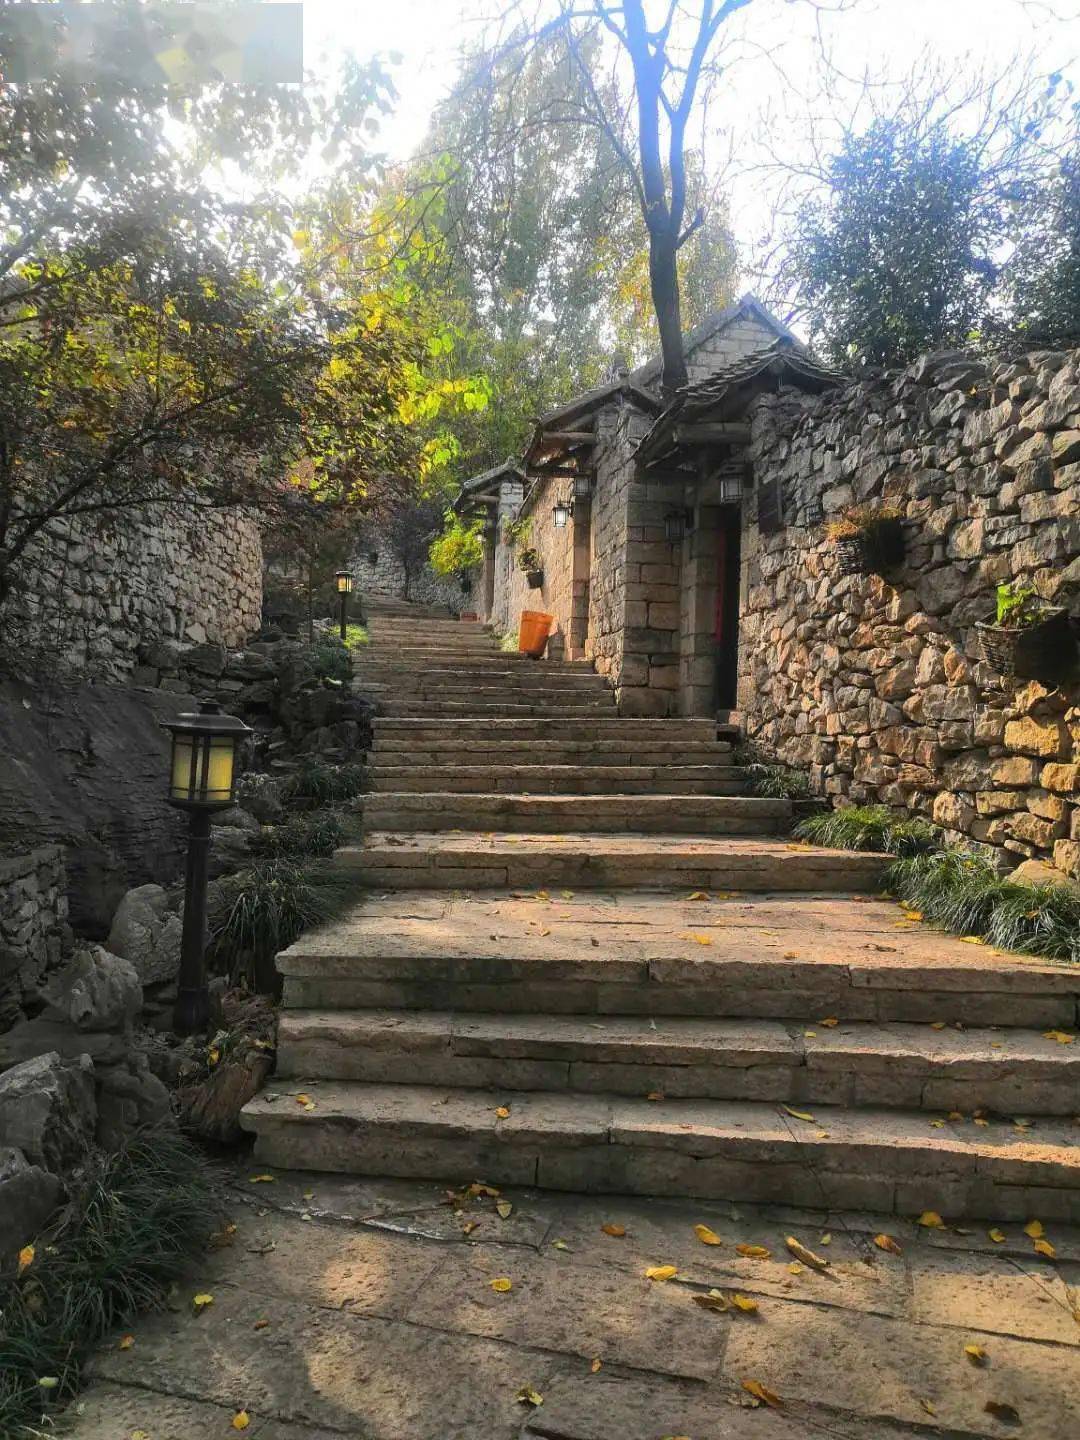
{"left": 9, "top": 504, "right": 262, "bottom": 681}
{"left": 0, "top": 846, "right": 68, "bottom": 1025}
{"left": 499, "top": 474, "right": 580, "bottom": 659}
{"left": 348, "top": 544, "right": 464, "bottom": 613}
{"left": 740, "top": 347, "right": 1080, "bottom": 875}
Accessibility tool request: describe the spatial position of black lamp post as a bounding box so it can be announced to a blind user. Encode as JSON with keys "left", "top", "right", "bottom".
{"left": 335, "top": 570, "right": 354, "bottom": 642}
{"left": 163, "top": 701, "right": 251, "bottom": 1035}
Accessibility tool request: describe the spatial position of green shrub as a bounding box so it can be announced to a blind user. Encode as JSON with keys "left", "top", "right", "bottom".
{"left": 794, "top": 804, "right": 940, "bottom": 857}
{"left": 308, "top": 632, "right": 352, "bottom": 685}
{"left": 250, "top": 811, "right": 345, "bottom": 860}
{"left": 0, "top": 1130, "right": 218, "bottom": 1438}
{"left": 284, "top": 759, "right": 366, "bottom": 806}
{"left": 343, "top": 623, "right": 369, "bottom": 648}
{"left": 207, "top": 859, "right": 354, "bottom": 985}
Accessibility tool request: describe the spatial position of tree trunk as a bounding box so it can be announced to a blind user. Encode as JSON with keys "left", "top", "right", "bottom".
{"left": 650, "top": 227, "right": 688, "bottom": 393}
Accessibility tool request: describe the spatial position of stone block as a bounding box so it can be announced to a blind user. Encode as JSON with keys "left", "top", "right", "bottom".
{"left": 1053, "top": 839, "right": 1080, "bottom": 877}
{"left": 1004, "top": 716, "right": 1069, "bottom": 758}
{"left": 993, "top": 755, "right": 1039, "bottom": 786}
{"left": 0, "top": 1051, "right": 96, "bottom": 1174}
{"left": 1007, "top": 811, "right": 1066, "bottom": 848}
{"left": 1041, "top": 762, "right": 1079, "bottom": 794}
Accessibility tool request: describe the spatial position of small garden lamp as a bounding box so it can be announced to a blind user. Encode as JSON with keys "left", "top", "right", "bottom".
{"left": 334, "top": 570, "right": 354, "bottom": 642}
{"left": 552, "top": 499, "right": 572, "bottom": 529}
{"left": 163, "top": 701, "right": 251, "bottom": 1035}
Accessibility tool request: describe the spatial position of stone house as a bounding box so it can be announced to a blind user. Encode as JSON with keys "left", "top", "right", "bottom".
{"left": 459, "top": 298, "right": 1080, "bottom": 876}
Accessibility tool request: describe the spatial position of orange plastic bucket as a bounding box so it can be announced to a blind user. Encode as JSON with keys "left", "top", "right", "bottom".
{"left": 518, "top": 610, "right": 554, "bottom": 657}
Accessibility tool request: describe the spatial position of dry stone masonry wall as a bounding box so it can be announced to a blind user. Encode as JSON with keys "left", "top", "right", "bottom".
{"left": 0, "top": 846, "right": 69, "bottom": 1026}
{"left": 9, "top": 504, "right": 262, "bottom": 680}
{"left": 740, "top": 347, "right": 1080, "bottom": 875}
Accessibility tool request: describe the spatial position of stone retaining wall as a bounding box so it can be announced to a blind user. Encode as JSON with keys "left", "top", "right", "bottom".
{"left": 8, "top": 505, "right": 262, "bottom": 680}
{"left": 0, "top": 846, "right": 68, "bottom": 1023}
{"left": 348, "top": 544, "right": 464, "bottom": 613}
{"left": 740, "top": 347, "right": 1080, "bottom": 875}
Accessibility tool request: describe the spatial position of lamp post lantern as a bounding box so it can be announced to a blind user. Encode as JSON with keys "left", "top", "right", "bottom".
{"left": 552, "top": 499, "right": 572, "bottom": 529}
{"left": 163, "top": 701, "right": 251, "bottom": 1035}
{"left": 334, "top": 570, "right": 354, "bottom": 642}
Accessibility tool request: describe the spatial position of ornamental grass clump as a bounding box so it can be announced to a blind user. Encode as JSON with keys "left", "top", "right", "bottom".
{"left": 250, "top": 810, "right": 345, "bottom": 860}
{"left": 207, "top": 858, "right": 353, "bottom": 987}
{"left": 887, "top": 851, "right": 1080, "bottom": 963}
{"left": 0, "top": 1130, "right": 218, "bottom": 1439}
{"left": 794, "top": 804, "right": 939, "bottom": 858}
{"left": 283, "top": 758, "right": 366, "bottom": 806}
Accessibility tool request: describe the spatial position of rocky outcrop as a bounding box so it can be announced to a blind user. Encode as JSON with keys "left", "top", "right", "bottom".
{"left": 0, "top": 1145, "right": 64, "bottom": 1261}
{"left": 0, "top": 1051, "right": 96, "bottom": 1172}
{"left": 742, "top": 346, "right": 1080, "bottom": 873}
{"left": 0, "top": 675, "right": 196, "bottom": 935}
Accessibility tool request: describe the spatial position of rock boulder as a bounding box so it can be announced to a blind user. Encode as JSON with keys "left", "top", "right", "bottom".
{"left": 0, "top": 1051, "right": 96, "bottom": 1173}
{"left": 107, "top": 884, "right": 183, "bottom": 986}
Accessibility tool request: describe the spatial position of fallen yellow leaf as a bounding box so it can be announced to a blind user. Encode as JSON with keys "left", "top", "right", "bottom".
{"left": 741, "top": 1379, "right": 782, "bottom": 1408}
{"left": 782, "top": 1106, "right": 815, "bottom": 1122}
{"left": 929, "top": 1119, "right": 946, "bottom": 1128}
{"left": 988, "top": 1228, "right": 1006, "bottom": 1243}
{"left": 930, "top": 1021, "right": 947, "bottom": 1031}
{"left": 692, "top": 1290, "right": 730, "bottom": 1312}
{"left": 787, "top": 1262, "right": 804, "bottom": 1275}
{"left": 117, "top": 1334, "right": 135, "bottom": 1350}
{"left": 495, "top": 1106, "right": 511, "bottom": 1119}
{"left": 688, "top": 891, "right": 710, "bottom": 900}
{"left": 920, "top": 1399, "right": 937, "bottom": 1416}
{"left": 684, "top": 932, "right": 713, "bottom": 945}
{"left": 965, "top": 1343, "right": 988, "bottom": 1365}
{"left": 785, "top": 1237, "right": 829, "bottom": 1272}
{"left": 1043, "top": 1030, "right": 1075, "bottom": 1045}
{"left": 645, "top": 1265, "right": 678, "bottom": 1281}
{"left": 295, "top": 1093, "right": 312, "bottom": 1107}
{"left": 1033, "top": 1238, "right": 1057, "bottom": 1258}
{"left": 736, "top": 1244, "right": 771, "bottom": 1258}
{"left": 590, "top": 1357, "right": 602, "bottom": 1373}
{"left": 818, "top": 1016, "right": 839, "bottom": 1027}
{"left": 490, "top": 1277, "right": 513, "bottom": 1293}
{"left": 961, "top": 935, "right": 985, "bottom": 945}
{"left": 515, "top": 1386, "right": 544, "bottom": 1407}
{"left": 601, "top": 1223, "right": 626, "bottom": 1237}
{"left": 253, "top": 1319, "right": 270, "bottom": 1330}
{"left": 730, "top": 1292, "right": 759, "bottom": 1313}
{"left": 561, "top": 890, "right": 574, "bottom": 899}
{"left": 192, "top": 1293, "right": 214, "bottom": 1309}
{"left": 646, "top": 1090, "right": 665, "bottom": 1101}
{"left": 819, "top": 1233, "right": 832, "bottom": 1245}
{"left": 693, "top": 1224, "right": 723, "bottom": 1246}
{"left": 496, "top": 1200, "right": 513, "bottom": 1219}
{"left": 17, "top": 1245, "right": 34, "bottom": 1276}
{"left": 248, "top": 1174, "right": 276, "bottom": 1184}
{"left": 1024, "top": 1219, "right": 1045, "bottom": 1238}
{"left": 232, "top": 1411, "right": 251, "bottom": 1431}
{"left": 874, "top": 1234, "right": 902, "bottom": 1255}
{"left": 917, "top": 1211, "right": 946, "bottom": 1229}
{"left": 132, "top": 1431, "right": 151, "bottom": 1440}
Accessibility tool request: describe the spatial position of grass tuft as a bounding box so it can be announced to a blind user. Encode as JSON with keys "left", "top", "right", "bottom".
{"left": 250, "top": 810, "right": 345, "bottom": 860}
{"left": 207, "top": 859, "right": 355, "bottom": 985}
{"left": 307, "top": 633, "right": 352, "bottom": 685}
{"left": 795, "top": 804, "right": 940, "bottom": 858}
{"left": 0, "top": 1130, "right": 218, "bottom": 1438}
{"left": 745, "top": 763, "right": 813, "bottom": 801}
{"left": 283, "top": 759, "right": 366, "bottom": 806}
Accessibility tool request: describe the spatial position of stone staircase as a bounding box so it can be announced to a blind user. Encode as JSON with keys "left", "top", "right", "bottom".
{"left": 242, "top": 606, "right": 1080, "bottom": 1220}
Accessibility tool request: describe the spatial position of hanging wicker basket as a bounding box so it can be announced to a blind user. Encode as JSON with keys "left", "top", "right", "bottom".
{"left": 833, "top": 518, "right": 905, "bottom": 577}
{"left": 975, "top": 608, "right": 1076, "bottom": 683}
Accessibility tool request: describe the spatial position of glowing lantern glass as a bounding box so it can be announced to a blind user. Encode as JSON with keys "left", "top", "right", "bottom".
{"left": 165, "top": 702, "right": 250, "bottom": 810}
{"left": 335, "top": 571, "right": 354, "bottom": 594}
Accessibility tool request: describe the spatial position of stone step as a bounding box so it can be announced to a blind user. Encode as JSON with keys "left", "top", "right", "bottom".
{"left": 356, "top": 669, "right": 612, "bottom": 691}
{"left": 372, "top": 718, "right": 722, "bottom": 741}
{"left": 275, "top": 1010, "right": 1080, "bottom": 1115}
{"left": 335, "top": 832, "right": 886, "bottom": 891}
{"left": 277, "top": 892, "right": 1078, "bottom": 1028}
{"left": 240, "top": 1081, "right": 1080, "bottom": 1220}
{"left": 380, "top": 701, "right": 615, "bottom": 718}
{"left": 372, "top": 744, "right": 735, "bottom": 768}
{"left": 366, "top": 618, "right": 489, "bottom": 632}
{"left": 361, "top": 793, "right": 790, "bottom": 835}
{"left": 367, "top": 765, "right": 751, "bottom": 795}
{"left": 372, "top": 687, "right": 615, "bottom": 708}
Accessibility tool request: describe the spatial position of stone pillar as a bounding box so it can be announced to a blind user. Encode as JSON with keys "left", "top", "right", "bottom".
{"left": 679, "top": 504, "right": 722, "bottom": 716}
{"left": 568, "top": 500, "right": 592, "bottom": 658}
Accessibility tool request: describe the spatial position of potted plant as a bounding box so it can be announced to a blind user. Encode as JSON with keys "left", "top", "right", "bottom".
{"left": 505, "top": 517, "right": 543, "bottom": 588}
{"left": 826, "top": 505, "right": 905, "bottom": 576}
{"left": 976, "top": 582, "right": 1076, "bottom": 682}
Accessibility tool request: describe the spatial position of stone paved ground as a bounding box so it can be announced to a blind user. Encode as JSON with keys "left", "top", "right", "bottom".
{"left": 72, "top": 1155, "right": 1080, "bottom": 1440}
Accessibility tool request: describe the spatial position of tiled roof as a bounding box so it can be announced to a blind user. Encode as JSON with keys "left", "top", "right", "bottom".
{"left": 636, "top": 341, "right": 844, "bottom": 466}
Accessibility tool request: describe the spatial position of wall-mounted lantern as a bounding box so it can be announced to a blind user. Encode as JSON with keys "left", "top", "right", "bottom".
{"left": 334, "top": 570, "right": 354, "bottom": 641}
{"left": 163, "top": 701, "right": 251, "bottom": 1034}
{"left": 572, "top": 474, "right": 593, "bottom": 502}
{"left": 717, "top": 473, "right": 743, "bottom": 504}
{"left": 664, "top": 507, "right": 693, "bottom": 543}
{"left": 552, "top": 499, "right": 573, "bottom": 529}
